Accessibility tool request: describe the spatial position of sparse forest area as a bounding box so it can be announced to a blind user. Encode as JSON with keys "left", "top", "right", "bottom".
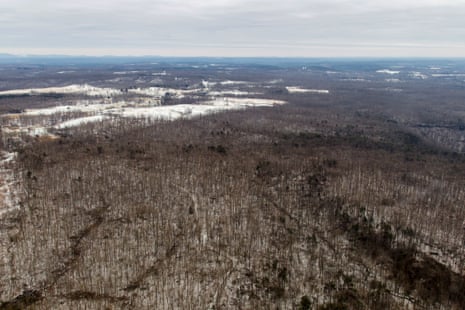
{"left": 1, "top": 59, "right": 465, "bottom": 309}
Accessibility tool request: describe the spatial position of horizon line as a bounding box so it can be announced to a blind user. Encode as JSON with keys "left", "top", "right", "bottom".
{"left": 2, "top": 53, "right": 465, "bottom": 60}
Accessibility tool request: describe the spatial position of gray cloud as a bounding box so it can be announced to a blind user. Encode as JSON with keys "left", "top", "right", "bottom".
{"left": 1, "top": 0, "right": 465, "bottom": 56}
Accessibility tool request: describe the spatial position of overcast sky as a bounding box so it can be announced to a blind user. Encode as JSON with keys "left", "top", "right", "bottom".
{"left": 1, "top": 0, "right": 465, "bottom": 57}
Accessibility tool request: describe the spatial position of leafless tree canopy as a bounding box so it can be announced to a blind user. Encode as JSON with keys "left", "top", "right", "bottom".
{"left": 1, "top": 59, "right": 465, "bottom": 309}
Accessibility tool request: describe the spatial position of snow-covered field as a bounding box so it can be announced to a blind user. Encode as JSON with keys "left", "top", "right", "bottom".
{"left": 0, "top": 84, "right": 287, "bottom": 137}
{"left": 22, "top": 101, "right": 126, "bottom": 115}
{"left": 201, "top": 80, "right": 254, "bottom": 88}
{"left": 56, "top": 115, "right": 110, "bottom": 129}
{"left": 341, "top": 78, "right": 367, "bottom": 82}
{"left": 220, "top": 80, "right": 250, "bottom": 86}
{"left": 0, "top": 84, "right": 206, "bottom": 99}
{"left": 376, "top": 69, "right": 400, "bottom": 75}
{"left": 0, "top": 84, "right": 122, "bottom": 97}
{"left": 113, "top": 71, "right": 143, "bottom": 75}
{"left": 431, "top": 73, "right": 465, "bottom": 77}
{"left": 207, "top": 90, "right": 259, "bottom": 96}
{"left": 368, "top": 87, "right": 403, "bottom": 93}
{"left": 127, "top": 87, "right": 200, "bottom": 98}
{"left": 152, "top": 71, "right": 167, "bottom": 76}
{"left": 286, "top": 87, "right": 329, "bottom": 94}
{"left": 411, "top": 72, "right": 428, "bottom": 79}
{"left": 0, "top": 84, "right": 267, "bottom": 100}
{"left": 53, "top": 97, "right": 285, "bottom": 124}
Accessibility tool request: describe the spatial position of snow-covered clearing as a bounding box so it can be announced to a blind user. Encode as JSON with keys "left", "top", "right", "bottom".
{"left": 1, "top": 96, "right": 287, "bottom": 134}
{"left": 267, "top": 79, "right": 283, "bottom": 84}
{"left": 56, "top": 115, "right": 110, "bottom": 129}
{"left": 107, "top": 97, "right": 286, "bottom": 121}
{"left": 384, "top": 88, "right": 403, "bottom": 92}
{"left": 341, "top": 78, "right": 367, "bottom": 82}
{"left": 201, "top": 80, "right": 217, "bottom": 88}
{"left": 410, "top": 72, "right": 428, "bottom": 79}
{"left": 0, "top": 83, "right": 287, "bottom": 139}
{"left": 203, "top": 97, "right": 286, "bottom": 107}
{"left": 207, "top": 90, "right": 259, "bottom": 96}
{"left": 2, "top": 125, "right": 48, "bottom": 137}
{"left": 152, "top": 71, "right": 167, "bottom": 76}
{"left": 22, "top": 102, "right": 123, "bottom": 116}
{"left": 431, "top": 73, "right": 465, "bottom": 77}
{"left": 368, "top": 87, "right": 403, "bottom": 93}
{"left": 0, "top": 84, "right": 207, "bottom": 100}
{"left": 0, "top": 84, "right": 122, "bottom": 97}
{"left": 127, "top": 87, "right": 200, "bottom": 98}
{"left": 113, "top": 71, "right": 142, "bottom": 75}
{"left": 220, "top": 80, "right": 250, "bottom": 86}
{"left": 286, "top": 87, "right": 329, "bottom": 94}
{"left": 376, "top": 69, "right": 400, "bottom": 75}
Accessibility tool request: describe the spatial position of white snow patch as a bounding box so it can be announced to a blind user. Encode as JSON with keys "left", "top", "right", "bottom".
{"left": 386, "top": 88, "right": 403, "bottom": 92}
{"left": 0, "top": 152, "right": 20, "bottom": 217}
{"left": 128, "top": 87, "right": 201, "bottom": 98}
{"left": 431, "top": 73, "right": 465, "bottom": 77}
{"left": 17, "top": 99, "right": 158, "bottom": 120}
{"left": 106, "top": 78, "right": 123, "bottom": 83}
{"left": 56, "top": 115, "right": 109, "bottom": 129}
{"left": 208, "top": 90, "right": 258, "bottom": 96}
{"left": 286, "top": 87, "right": 329, "bottom": 94}
{"left": 152, "top": 71, "right": 167, "bottom": 76}
{"left": 116, "top": 97, "right": 286, "bottom": 121}
{"left": 1, "top": 152, "right": 16, "bottom": 163}
{"left": 411, "top": 72, "right": 428, "bottom": 79}
{"left": 202, "top": 80, "right": 217, "bottom": 89}
{"left": 149, "top": 78, "right": 163, "bottom": 84}
{"left": 29, "top": 127, "right": 49, "bottom": 136}
{"left": 204, "top": 97, "right": 286, "bottom": 107}
{"left": 385, "top": 79, "right": 401, "bottom": 83}
{"left": 376, "top": 69, "right": 400, "bottom": 75}
{"left": 341, "top": 78, "right": 366, "bottom": 82}
{"left": 220, "top": 80, "right": 250, "bottom": 86}
{"left": 0, "top": 84, "right": 122, "bottom": 97}
{"left": 57, "top": 71, "right": 75, "bottom": 74}
{"left": 368, "top": 87, "right": 403, "bottom": 93}
{"left": 116, "top": 105, "right": 198, "bottom": 120}
{"left": 10, "top": 97, "right": 286, "bottom": 129}
{"left": 2, "top": 126, "right": 47, "bottom": 137}
{"left": 0, "top": 85, "right": 202, "bottom": 100}
{"left": 23, "top": 102, "right": 125, "bottom": 116}
{"left": 113, "top": 71, "right": 142, "bottom": 75}
{"left": 24, "top": 105, "right": 90, "bottom": 116}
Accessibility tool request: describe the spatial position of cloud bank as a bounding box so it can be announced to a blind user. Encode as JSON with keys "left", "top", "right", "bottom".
{"left": 1, "top": 0, "right": 464, "bottom": 57}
